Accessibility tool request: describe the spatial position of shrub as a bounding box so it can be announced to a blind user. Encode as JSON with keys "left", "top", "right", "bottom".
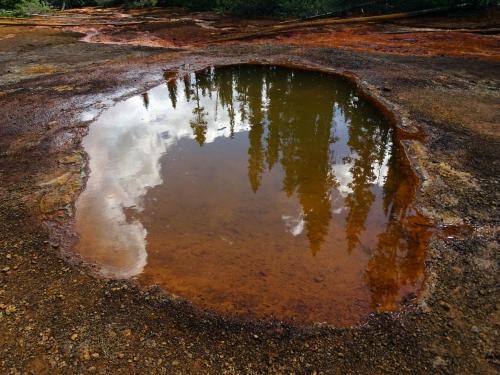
{"left": 0, "top": 0, "right": 52, "bottom": 15}
{"left": 123, "top": 0, "right": 157, "bottom": 8}
{"left": 2, "top": 0, "right": 497, "bottom": 16}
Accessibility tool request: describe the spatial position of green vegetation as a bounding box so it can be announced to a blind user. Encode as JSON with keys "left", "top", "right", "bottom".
{"left": 165, "top": 0, "right": 497, "bottom": 16}
{"left": 0, "top": 0, "right": 51, "bottom": 16}
{"left": 0, "top": 0, "right": 497, "bottom": 17}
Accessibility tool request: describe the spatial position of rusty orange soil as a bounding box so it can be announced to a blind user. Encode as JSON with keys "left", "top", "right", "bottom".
{"left": 47, "top": 7, "right": 499, "bottom": 61}
{"left": 242, "top": 24, "right": 500, "bottom": 61}
{"left": 2, "top": 7, "right": 498, "bottom": 60}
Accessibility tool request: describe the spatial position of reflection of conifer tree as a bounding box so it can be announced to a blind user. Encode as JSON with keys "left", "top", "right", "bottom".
{"left": 167, "top": 79, "right": 178, "bottom": 109}
{"left": 235, "top": 66, "right": 251, "bottom": 125}
{"left": 247, "top": 121, "right": 265, "bottom": 192}
{"left": 263, "top": 73, "right": 280, "bottom": 170}
{"left": 189, "top": 72, "right": 208, "bottom": 146}
{"left": 191, "top": 107, "right": 208, "bottom": 146}
{"left": 266, "top": 67, "right": 295, "bottom": 194}
{"left": 344, "top": 173, "right": 376, "bottom": 253}
{"left": 183, "top": 74, "right": 193, "bottom": 102}
{"left": 294, "top": 100, "right": 337, "bottom": 255}
{"left": 365, "top": 143, "right": 428, "bottom": 310}
{"left": 340, "top": 90, "right": 391, "bottom": 253}
{"left": 196, "top": 69, "right": 214, "bottom": 99}
{"left": 245, "top": 68, "right": 265, "bottom": 193}
{"left": 180, "top": 66, "right": 409, "bottom": 259}
{"left": 264, "top": 67, "right": 338, "bottom": 254}
{"left": 214, "top": 68, "right": 236, "bottom": 138}
{"left": 142, "top": 93, "right": 149, "bottom": 110}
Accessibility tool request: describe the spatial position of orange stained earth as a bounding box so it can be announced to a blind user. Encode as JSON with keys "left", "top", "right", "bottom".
{"left": 75, "top": 65, "right": 431, "bottom": 326}
{"left": 44, "top": 8, "right": 499, "bottom": 61}
{"left": 243, "top": 25, "right": 500, "bottom": 61}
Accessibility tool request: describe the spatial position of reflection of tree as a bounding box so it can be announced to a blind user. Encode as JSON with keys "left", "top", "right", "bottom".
{"left": 161, "top": 65, "right": 429, "bottom": 305}
{"left": 364, "top": 145, "right": 429, "bottom": 310}
{"left": 166, "top": 66, "right": 413, "bottom": 257}
{"left": 262, "top": 67, "right": 338, "bottom": 254}
{"left": 246, "top": 72, "right": 265, "bottom": 193}
{"left": 142, "top": 92, "right": 149, "bottom": 110}
{"left": 167, "top": 79, "right": 177, "bottom": 109}
{"left": 183, "top": 74, "right": 193, "bottom": 103}
{"left": 189, "top": 72, "right": 208, "bottom": 146}
{"left": 330, "top": 87, "right": 392, "bottom": 253}
{"left": 190, "top": 107, "right": 208, "bottom": 146}
{"left": 213, "top": 68, "right": 236, "bottom": 138}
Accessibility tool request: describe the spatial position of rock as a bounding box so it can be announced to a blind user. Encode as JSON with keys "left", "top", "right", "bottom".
{"left": 70, "top": 333, "right": 78, "bottom": 341}
{"left": 5, "top": 305, "right": 17, "bottom": 315}
{"left": 432, "top": 356, "right": 447, "bottom": 368}
{"left": 171, "top": 360, "right": 180, "bottom": 366}
{"left": 122, "top": 328, "right": 132, "bottom": 337}
{"left": 439, "top": 301, "right": 451, "bottom": 311}
{"left": 60, "top": 153, "right": 84, "bottom": 166}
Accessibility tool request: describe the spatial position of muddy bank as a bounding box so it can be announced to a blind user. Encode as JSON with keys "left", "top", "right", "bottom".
{"left": 0, "top": 9, "right": 499, "bottom": 374}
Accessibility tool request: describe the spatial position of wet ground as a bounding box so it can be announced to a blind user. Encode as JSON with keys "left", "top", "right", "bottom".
{"left": 0, "top": 6, "right": 499, "bottom": 375}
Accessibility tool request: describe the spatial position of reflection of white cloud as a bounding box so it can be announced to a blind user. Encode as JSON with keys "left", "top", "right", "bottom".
{"left": 76, "top": 74, "right": 394, "bottom": 278}
{"left": 76, "top": 81, "right": 254, "bottom": 278}
{"left": 373, "top": 145, "right": 392, "bottom": 187}
{"left": 332, "top": 163, "right": 354, "bottom": 198}
{"left": 332, "top": 207, "right": 343, "bottom": 215}
{"left": 282, "top": 212, "right": 305, "bottom": 236}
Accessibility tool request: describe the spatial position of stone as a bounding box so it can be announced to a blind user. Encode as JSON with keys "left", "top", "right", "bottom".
{"left": 439, "top": 301, "right": 451, "bottom": 311}
{"left": 432, "top": 356, "right": 447, "bottom": 368}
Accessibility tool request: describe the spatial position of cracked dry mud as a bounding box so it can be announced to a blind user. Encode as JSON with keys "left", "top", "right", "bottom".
{"left": 0, "top": 7, "right": 499, "bottom": 375}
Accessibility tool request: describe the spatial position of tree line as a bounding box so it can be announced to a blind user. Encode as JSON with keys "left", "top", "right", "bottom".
{"left": 1, "top": 0, "right": 497, "bottom": 17}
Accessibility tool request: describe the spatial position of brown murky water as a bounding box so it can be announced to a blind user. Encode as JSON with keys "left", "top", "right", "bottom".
{"left": 75, "top": 65, "right": 430, "bottom": 325}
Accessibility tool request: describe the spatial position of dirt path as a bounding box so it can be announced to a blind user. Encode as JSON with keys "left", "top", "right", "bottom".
{"left": 0, "top": 7, "right": 498, "bottom": 375}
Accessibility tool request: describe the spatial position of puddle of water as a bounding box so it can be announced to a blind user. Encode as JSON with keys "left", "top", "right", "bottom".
{"left": 75, "top": 65, "right": 430, "bottom": 325}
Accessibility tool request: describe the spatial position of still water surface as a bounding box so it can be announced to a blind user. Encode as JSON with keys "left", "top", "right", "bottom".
{"left": 76, "top": 65, "right": 429, "bottom": 325}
